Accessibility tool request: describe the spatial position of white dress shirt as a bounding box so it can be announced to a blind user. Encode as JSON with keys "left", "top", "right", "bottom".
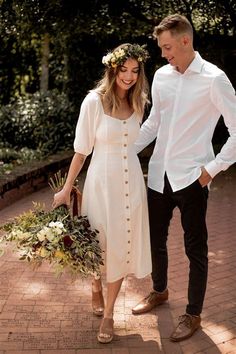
{"left": 135, "top": 52, "right": 236, "bottom": 192}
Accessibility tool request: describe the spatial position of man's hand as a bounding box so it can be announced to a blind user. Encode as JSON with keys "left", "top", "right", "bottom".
{"left": 198, "top": 167, "right": 212, "bottom": 187}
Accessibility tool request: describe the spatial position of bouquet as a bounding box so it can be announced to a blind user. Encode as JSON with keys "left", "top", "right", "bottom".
{"left": 0, "top": 172, "right": 103, "bottom": 278}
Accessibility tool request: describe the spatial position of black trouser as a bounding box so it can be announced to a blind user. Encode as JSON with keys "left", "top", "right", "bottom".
{"left": 148, "top": 174, "right": 209, "bottom": 315}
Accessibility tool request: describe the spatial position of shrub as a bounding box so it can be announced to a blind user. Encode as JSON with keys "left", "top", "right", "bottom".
{"left": 0, "top": 90, "right": 78, "bottom": 156}
{"left": 0, "top": 147, "right": 42, "bottom": 175}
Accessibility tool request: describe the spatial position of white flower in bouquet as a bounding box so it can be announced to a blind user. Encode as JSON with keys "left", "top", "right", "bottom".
{"left": 0, "top": 171, "right": 104, "bottom": 279}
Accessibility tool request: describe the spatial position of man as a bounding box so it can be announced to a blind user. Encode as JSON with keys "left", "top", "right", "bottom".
{"left": 133, "top": 13, "right": 236, "bottom": 342}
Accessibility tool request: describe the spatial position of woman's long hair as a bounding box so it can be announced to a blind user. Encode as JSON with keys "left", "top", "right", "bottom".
{"left": 94, "top": 43, "right": 150, "bottom": 120}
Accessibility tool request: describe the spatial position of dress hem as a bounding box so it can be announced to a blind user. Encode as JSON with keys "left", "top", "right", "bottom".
{"left": 106, "top": 271, "right": 151, "bottom": 283}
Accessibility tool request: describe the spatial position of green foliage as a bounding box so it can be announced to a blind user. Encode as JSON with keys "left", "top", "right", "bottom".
{"left": 0, "top": 170, "right": 104, "bottom": 278}
{"left": 0, "top": 148, "right": 21, "bottom": 163}
{"left": 0, "top": 147, "right": 42, "bottom": 175}
{"left": 0, "top": 90, "right": 77, "bottom": 156}
{"left": 0, "top": 0, "right": 235, "bottom": 153}
{"left": 0, "top": 203, "right": 103, "bottom": 278}
{"left": 48, "top": 170, "right": 68, "bottom": 193}
{"left": 1, "top": 1, "right": 235, "bottom": 105}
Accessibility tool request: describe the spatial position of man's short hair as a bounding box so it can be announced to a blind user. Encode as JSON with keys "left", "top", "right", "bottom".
{"left": 153, "top": 14, "right": 193, "bottom": 39}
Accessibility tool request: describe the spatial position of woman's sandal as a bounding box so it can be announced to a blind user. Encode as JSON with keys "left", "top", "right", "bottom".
{"left": 92, "top": 289, "right": 105, "bottom": 316}
{"left": 97, "top": 317, "right": 114, "bottom": 343}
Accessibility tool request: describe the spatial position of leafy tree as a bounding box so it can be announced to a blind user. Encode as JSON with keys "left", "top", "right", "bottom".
{"left": 0, "top": 0, "right": 235, "bottom": 152}
{"left": 1, "top": 0, "right": 235, "bottom": 105}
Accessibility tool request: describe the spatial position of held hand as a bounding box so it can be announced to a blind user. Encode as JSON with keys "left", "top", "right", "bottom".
{"left": 52, "top": 188, "right": 71, "bottom": 209}
{"left": 198, "top": 167, "right": 212, "bottom": 187}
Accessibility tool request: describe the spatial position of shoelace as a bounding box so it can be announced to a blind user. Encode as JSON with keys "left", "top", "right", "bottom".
{"left": 145, "top": 291, "right": 159, "bottom": 302}
{"left": 178, "top": 314, "right": 192, "bottom": 328}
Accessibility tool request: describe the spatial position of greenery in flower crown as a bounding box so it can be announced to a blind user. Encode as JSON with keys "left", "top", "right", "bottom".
{"left": 102, "top": 43, "right": 149, "bottom": 69}
{"left": 0, "top": 172, "right": 104, "bottom": 279}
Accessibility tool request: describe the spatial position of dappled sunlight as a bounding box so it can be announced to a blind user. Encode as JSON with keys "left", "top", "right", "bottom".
{"left": 0, "top": 164, "right": 235, "bottom": 352}
{"left": 25, "top": 281, "right": 44, "bottom": 295}
{"left": 201, "top": 317, "right": 236, "bottom": 350}
{"left": 208, "top": 250, "right": 225, "bottom": 264}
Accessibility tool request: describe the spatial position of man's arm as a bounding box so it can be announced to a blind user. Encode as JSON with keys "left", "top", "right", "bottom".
{"left": 135, "top": 74, "right": 161, "bottom": 153}
{"left": 205, "top": 72, "right": 236, "bottom": 178}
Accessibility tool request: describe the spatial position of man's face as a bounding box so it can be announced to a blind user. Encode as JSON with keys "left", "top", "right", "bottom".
{"left": 157, "top": 30, "right": 187, "bottom": 70}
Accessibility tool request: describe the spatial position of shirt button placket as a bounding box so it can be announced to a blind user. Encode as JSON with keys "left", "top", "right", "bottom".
{"left": 122, "top": 120, "right": 131, "bottom": 265}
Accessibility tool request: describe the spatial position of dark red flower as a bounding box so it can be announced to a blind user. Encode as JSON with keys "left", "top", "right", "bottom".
{"left": 63, "top": 235, "right": 73, "bottom": 248}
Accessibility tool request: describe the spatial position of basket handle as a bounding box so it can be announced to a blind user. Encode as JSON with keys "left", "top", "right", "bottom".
{"left": 70, "top": 186, "right": 82, "bottom": 217}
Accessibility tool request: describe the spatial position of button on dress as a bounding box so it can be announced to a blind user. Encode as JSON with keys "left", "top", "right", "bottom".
{"left": 74, "top": 91, "right": 151, "bottom": 282}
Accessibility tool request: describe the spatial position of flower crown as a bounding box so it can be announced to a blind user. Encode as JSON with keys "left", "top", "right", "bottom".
{"left": 102, "top": 44, "right": 149, "bottom": 69}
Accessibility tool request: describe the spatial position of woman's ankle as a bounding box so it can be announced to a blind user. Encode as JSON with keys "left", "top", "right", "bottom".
{"left": 103, "top": 311, "right": 113, "bottom": 319}
{"left": 92, "top": 279, "right": 102, "bottom": 292}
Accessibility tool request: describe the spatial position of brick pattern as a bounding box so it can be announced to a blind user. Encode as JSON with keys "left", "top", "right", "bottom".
{"left": 0, "top": 167, "right": 236, "bottom": 353}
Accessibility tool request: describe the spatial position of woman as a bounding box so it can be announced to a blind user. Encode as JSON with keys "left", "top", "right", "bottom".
{"left": 53, "top": 43, "right": 152, "bottom": 343}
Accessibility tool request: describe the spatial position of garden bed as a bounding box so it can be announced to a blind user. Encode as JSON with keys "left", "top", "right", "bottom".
{"left": 0, "top": 151, "right": 74, "bottom": 210}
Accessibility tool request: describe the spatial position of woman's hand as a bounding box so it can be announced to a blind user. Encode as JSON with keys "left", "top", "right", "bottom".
{"left": 52, "top": 188, "right": 71, "bottom": 209}
{"left": 52, "top": 152, "right": 86, "bottom": 210}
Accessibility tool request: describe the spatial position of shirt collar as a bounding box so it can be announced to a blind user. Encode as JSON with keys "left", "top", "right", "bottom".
{"left": 184, "top": 52, "right": 204, "bottom": 74}
{"left": 171, "top": 51, "right": 204, "bottom": 74}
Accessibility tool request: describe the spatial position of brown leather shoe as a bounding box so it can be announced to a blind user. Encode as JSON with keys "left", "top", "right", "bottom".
{"left": 132, "top": 289, "right": 168, "bottom": 315}
{"left": 170, "top": 313, "right": 201, "bottom": 342}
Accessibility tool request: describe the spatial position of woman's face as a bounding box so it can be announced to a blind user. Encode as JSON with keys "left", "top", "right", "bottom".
{"left": 115, "top": 58, "right": 139, "bottom": 93}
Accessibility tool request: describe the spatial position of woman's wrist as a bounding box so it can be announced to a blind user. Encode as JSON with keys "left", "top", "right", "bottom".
{"left": 62, "top": 184, "right": 73, "bottom": 194}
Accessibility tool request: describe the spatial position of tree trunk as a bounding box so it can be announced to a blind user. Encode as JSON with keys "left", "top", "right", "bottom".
{"left": 40, "top": 33, "right": 50, "bottom": 93}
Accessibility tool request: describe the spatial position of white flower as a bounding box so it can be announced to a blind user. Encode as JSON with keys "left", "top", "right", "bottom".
{"left": 45, "top": 230, "right": 55, "bottom": 242}
{"left": 114, "top": 49, "right": 125, "bottom": 58}
{"left": 37, "top": 226, "right": 54, "bottom": 241}
{"left": 48, "top": 221, "right": 65, "bottom": 235}
{"left": 37, "top": 229, "right": 46, "bottom": 242}
{"left": 102, "top": 44, "right": 148, "bottom": 68}
{"left": 102, "top": 53, "right": 113, "bottom": 65}
{"left": 49, "top": 221, "right": 64, "bottom": 229}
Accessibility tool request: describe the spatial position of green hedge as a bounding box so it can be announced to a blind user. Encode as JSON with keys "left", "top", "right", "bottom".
{"left": 0, "top": 89, "right": 78, "bottom": 156}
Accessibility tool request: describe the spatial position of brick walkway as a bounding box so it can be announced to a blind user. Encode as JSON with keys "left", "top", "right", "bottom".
{"left": 0, "top": 168, "right": 236, "bottom": 354}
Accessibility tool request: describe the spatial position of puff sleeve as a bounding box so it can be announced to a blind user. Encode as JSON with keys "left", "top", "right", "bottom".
{"left": 73, "top": 91, "right": 100, "bottom": 156}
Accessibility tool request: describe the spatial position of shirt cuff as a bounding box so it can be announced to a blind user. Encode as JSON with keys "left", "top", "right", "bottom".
{"left": 204, "top": 160, "right": 221, "bottom": 178}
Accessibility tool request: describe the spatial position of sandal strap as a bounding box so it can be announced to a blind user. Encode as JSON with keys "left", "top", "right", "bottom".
{"left": 100, "top": 318, "right": 114, "bottom": 335}
{"left": 92, "top": 290, "right": 104, "bottom": 316}
{"left": 92, "top": 290, "right": 103, "bottom": 301}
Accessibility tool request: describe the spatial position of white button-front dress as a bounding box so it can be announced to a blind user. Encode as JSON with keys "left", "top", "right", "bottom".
{"left": 74, "top": 90, "right": 152, "bottom": 282}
